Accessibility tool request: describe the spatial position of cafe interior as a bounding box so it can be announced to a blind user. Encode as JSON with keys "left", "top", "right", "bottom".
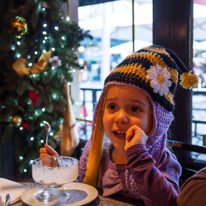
{"left": 1, "top": 0, "right": 206, "bottom": 205}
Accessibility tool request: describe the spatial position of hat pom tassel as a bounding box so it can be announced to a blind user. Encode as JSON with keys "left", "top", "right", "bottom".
{"left": 180, "top": 71, "right": 199, "bottom": 89}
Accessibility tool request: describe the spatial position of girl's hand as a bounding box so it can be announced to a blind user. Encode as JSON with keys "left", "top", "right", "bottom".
{"left": 124, "top": 125, "right": 148, "bottom": 151}
{"left": 39, "top": 144, "right": 59, "bottom": 158}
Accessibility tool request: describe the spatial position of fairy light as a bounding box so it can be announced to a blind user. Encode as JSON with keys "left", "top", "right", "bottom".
{"left": 42, "top": 108, "right": 45, "bottom": 112}
{"left": 54, "top": 26, "right": 59, "bottom": 30}
{"left": 30, "top": 160, "right": 33, "bottom": 164}
{"left": 28, "top": 63, "right": 32, "bottom": 67}
{"left": 52, "top": 66, "right": 55, "bottom": 70}
{"left": 11, "top": 45, "right": 15, "bottom": 50}
{"left": 42, "top": 7, "right": 45, "bottom": 11}
{"left": 42, "top": 31, "right": 47, "bottom": 35}
{"left": 66, "top": 16, "right": 70, "bottom": 22}
{"left": 43, "top": 40, "right": 46, "bottom": 43}
{"left": 16, "top": 53, "right": 21, "bottom": 58}
{"left": 24, "top": 169, "right": 27, "bottom": 172}
{"left": 33, "top": 74, "right": 36, "bottom": 77}
{"left": 30, "top": 137, "right": 34, "bottom": 141}
{"left": 43, "top": 50, "right": 46, "bottom": 53}
{"left": 27, "top": 55, "right": 31, "bottom": 59}
{"left": 19, "top": 156, "right": 23, "bottom": 160}
{"left": 50, "top": 132, "right": 54, "bottom": 136}
{"left": 73, "top": 69, "right": 76, "bottom": 73}
{"left": 40, "top": 140, "right": 44, "bottom": 143}
{"left": 20, "top": 127, "right": 23, "bottom": 130}
{"left": 40, "top": 123, "right": 44, "bottom": 127}
{"left": 52, "top": 93, "right": 57, "bottom": 99}
{"left": 61, "top": 36, "right": 66, "bottom": 40}
{"left": 43, "top": 23, "right": 47, "bottom": 27}
{"left": 75, "top": 102, "right": 80, "bottom": 105}
{"left": 44, "top": 71, "right": 48, "bottom": 75}
{"left": 34, "top": 51, "right": 38, "bottom": 55}
{"left": 52, "top": 47, "right": 55, "bottom": 51}
{"left": 17, "top": 41, "right": 21, "bottom": 45}
{"left": 44, "top": 37, "right": 48, "bottom": 40}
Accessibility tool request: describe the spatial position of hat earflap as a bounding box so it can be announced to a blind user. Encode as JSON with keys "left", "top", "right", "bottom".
{"left": 83, "top": 99, "right": 104, "bottom": 187}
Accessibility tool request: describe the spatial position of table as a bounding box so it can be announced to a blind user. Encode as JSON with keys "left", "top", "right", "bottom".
{"left": 11, "top": 179, "right": 145, "bottom": 206}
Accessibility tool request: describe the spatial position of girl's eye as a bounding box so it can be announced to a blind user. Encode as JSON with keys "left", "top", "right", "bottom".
{"left": 109, "top": 104, "right": 116, "bottom": 110}
{"left": 131, "top": 106, "right": 140, "bottom": 112}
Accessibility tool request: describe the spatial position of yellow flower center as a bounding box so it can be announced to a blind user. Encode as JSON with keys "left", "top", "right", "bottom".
{"left": 157, "top": 74, "right": 165, "bottom": 84}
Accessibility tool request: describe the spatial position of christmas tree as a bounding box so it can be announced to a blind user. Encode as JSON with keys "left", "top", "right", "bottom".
{"left": 0, "top": 0, "right": 91, "bottom": 177}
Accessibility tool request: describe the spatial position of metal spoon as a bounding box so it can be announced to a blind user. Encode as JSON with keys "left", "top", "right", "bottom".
{"left": 5, "top": 193, "right": 11, "bottom": 206}
{"left": 43, "top": 120, "right": 51, "bottom": 145}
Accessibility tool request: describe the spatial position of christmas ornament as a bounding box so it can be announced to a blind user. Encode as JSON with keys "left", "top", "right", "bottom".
{"left": 11, "top": 16, "right": 28, "bottom": 36}
{"left": 21, "top": 122, "right": 30, "bottom": 131}
{"left": 12, "top": 49, "right": 52, "bottom": 77}
{"left": 49, "top": 56, "right": 62, "bottom": 67}
{"left": 28, "top": 91, "right": 39, "bottom": 106}
{"left": 11, "top": 115, "right": 23, "bottom": 127}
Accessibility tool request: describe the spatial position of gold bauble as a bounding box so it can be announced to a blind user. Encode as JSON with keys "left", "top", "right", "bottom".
{"left": 11, "top": 115, "right": 23, "bottom": 127}
{"left": 11, "top": 16, "right": 28, "bottom": 36}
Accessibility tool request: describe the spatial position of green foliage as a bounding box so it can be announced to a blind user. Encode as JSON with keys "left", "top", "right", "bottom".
{"left": 0, "top": 0, "right": 92, "bottom": 178}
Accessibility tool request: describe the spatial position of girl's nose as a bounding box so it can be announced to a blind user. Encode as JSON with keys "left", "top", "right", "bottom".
{"left": 114, "top": 109, "right": 128, "bottom": 124}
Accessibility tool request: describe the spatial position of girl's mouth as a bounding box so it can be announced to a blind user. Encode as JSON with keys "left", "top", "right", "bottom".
{"left": 113, "top": 131, "right": 126, "bottom": 140}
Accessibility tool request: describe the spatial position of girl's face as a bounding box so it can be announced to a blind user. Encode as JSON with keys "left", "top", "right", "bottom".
{"left": 103, "top": 85, "right": 153, "bottom": 150}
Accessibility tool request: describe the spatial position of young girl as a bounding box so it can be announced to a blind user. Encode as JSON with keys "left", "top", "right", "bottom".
{"left": 40, "top": 45, "right": 198, "bottom": 206}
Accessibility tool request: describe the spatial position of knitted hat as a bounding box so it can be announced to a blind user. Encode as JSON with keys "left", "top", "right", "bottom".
{"left": 83, "top": 45, "right": 198, "bottom": 187}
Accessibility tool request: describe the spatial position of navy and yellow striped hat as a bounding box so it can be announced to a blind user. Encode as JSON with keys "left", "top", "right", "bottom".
{"left": 105, "top": 45, "right": 198, "bottom": 111}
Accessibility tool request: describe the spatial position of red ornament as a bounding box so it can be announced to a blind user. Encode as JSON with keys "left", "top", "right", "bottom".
{"left": 28, "top": 91, "right": 39, "bottom": 106}
{"left": 21, "top": 122, "right": 30, "bottom": 131}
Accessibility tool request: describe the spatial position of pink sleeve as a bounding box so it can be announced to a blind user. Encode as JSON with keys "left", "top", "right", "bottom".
{"left": 125, "top": 144, "right": 181, "bottom": 206}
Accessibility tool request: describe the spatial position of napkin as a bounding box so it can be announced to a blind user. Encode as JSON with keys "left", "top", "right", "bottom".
{"left": 0, "top": 178, "right": 25, "bottom": 205}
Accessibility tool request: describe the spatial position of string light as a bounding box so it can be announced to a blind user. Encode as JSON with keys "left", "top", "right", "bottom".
{"left": 42, "top": 108, "right": 45, "bottom": 112}
{"left": 19, "top": 156, "right": 23, "bottom": 160}
{"left": 73, "top": 69, "right": 76, "bottom": 73}
{"left": 16, "top": 53, "right": 21, "bottom": 58}
{"left": 61, "top": 36, "right": 66, "bottom": 40}
{"left": 43, "top": 40, "right": 46, "bottom": 43}
{"left": 30, "top": 137, "right": 34, "bottom": 141}
{"left": 40, "top": 123, "right": 44, "bottom": 127}
{"left": 42, "top": 31, "right": 47, "bottom": 35}
{"left": 33, "top": 74, "right": 36, "bottom": 77}
{"left": 54, "top": 26, "right": 59, "bottom": 30}
{"left": 50, "top": 132, "right": 54, "bottom": 136}
{"left": 43, "top": 50, "right": 46, "bottom": 53}
{"left": 43, "top": 23, "right": 47, "bottom": 27}
{"left": 52, "top": 93, "right": 57, "bottom": 99}
{"left": 24, "top": 169, "right": 27, "bottom": 172}
{"left": 42, "top": 7, "right": 45, "bottom": 11}
{"left": 66, "top": 16, "right": 70, "bottom": 22}
{"left": 52, "top": 48, "right": 55, "bottom": 51}
{"left": 11, "top": 45, "right": 15, "bottom": 50}
{"left": 30, "top": 160, "right": 33, "bottom": 164}
{"left": 27, "top": 55, "right": 31, "bottom": 59}
{"left": 34, "top": 51, "right": 38, "bottom": 55}
{"left": 20, "top": 127, "right": 23, "bottom": 130}
{"left": 17, "top": 41, "right": 21, "bottom": 45}
{"left": 40, "top": 140, "right": 44, "bottom": 143}
{"left": 44, "top": 37, "right": 48, "bottom": 40}
{"left": 28, "top": 63, "right": 32, "bottom": 67}
{"left": 52, "top": 66, "right": 55, "bottom": 70}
